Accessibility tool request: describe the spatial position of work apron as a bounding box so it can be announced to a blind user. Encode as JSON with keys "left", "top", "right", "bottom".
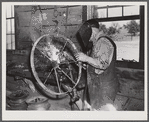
{"left": 87, "top": 36, "right": 119, "bottom": 109}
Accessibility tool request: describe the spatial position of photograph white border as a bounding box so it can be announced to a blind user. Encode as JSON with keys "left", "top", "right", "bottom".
{"left": 2, "top": 1, "right": 148, "bottom": 121}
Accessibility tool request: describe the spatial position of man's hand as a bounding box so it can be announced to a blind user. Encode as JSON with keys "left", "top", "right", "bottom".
{"left": 75, "top": 52, "right": 88, "bottom": 62}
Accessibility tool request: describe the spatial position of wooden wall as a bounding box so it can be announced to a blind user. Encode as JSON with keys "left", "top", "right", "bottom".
{"left": 115, "top": 67, "right": 144, "bottom": 110}
{"left": 14, "top": 5, "right": 83, "bottom": 50}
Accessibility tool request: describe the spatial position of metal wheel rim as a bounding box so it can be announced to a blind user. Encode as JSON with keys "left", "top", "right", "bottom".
{"left": 30, "top": 33, "right": 82, "bottom": 96}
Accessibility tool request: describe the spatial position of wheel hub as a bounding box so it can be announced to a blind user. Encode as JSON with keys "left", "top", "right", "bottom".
{"left": 51, "top": 61, "right": 59, "bottom": 68}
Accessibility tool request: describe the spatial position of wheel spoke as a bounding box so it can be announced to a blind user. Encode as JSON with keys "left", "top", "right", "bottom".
{"left": 34, "top": 58, "right": 39, "bottom": 64}
{"left": 61, "top": 40, "right": 68, "bottom": 52}
{"left": 59, "top": 60, "right": 86, "bottom": 70}
{"left": 57, "top": 67, "right": 75, "bottom": 84}
{"left": 68, "top": 65, "right": 73, "bottom": 81}
{"left": 59, "top": 60, "right": 77, "bottom": 65}
{"left": 44, "top": 68, "right": 54, "bottom": 84}
{"left": 35, "top": 46, "right": 51, "bottom": 61}
{"left": 54, "top": 68, "right": 61, "bottom": 93}
{"left": 65, "top": 53, "right": 75, "bottom": 61}
{"left": 60, "top": 52, "right": 77, "bottom": 64}
{"left": 61, "top": 51, "right": 83, "bottom": 69}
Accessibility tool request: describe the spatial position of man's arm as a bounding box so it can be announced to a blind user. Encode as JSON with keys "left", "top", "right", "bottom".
{"left": 86, "top": 55, "right": 109, "bottom": 70}
{"left": 75, "top": 53, "right": 108, "bottom": 70}
{"left": 75, "top": 38, "right": 114, "bottom": 70}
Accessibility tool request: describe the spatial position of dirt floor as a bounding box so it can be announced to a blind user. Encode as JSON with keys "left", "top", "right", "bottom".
{"left": 22, "top": 89, "right": 144, "bottom": 111}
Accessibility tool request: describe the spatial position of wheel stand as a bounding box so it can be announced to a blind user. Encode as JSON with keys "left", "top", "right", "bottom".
{"left": 61, "top": 84, "right": 83, "bottom": 111}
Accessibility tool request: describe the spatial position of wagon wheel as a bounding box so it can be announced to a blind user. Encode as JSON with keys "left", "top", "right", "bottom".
{"left": 30, "top": 33, "right": 82, "bottom": 99}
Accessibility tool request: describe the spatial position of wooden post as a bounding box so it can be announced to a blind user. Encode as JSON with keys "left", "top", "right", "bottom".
{"left": 82, "top": 6, "right": 87, "bottom": 22}
{"left": 139, "top": 6, "right": 144, "bottom": 69}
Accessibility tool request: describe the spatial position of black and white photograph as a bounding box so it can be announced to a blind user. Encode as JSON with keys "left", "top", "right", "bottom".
{"left": 2, "top": 1, "right": 148, "bottom": 121}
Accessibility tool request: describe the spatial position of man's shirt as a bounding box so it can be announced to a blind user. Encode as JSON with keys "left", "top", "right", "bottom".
{"left": 91, "top": 33, "right": 114, "bottom": 74}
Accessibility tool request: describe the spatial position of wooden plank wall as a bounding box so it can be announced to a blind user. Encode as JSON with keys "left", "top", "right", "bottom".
{"left": 14, "top": 5, "right": 83, "bottom": 51}
{"left": 116, "top": 67, "right": 144, "bottom": 100}
{"left": 115, "top": 67, "right": 144, "bottom": 110}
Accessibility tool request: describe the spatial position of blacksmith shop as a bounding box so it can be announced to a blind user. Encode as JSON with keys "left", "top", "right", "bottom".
{"left": 4, "top": 2, "right": 146, "bottom": 113}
